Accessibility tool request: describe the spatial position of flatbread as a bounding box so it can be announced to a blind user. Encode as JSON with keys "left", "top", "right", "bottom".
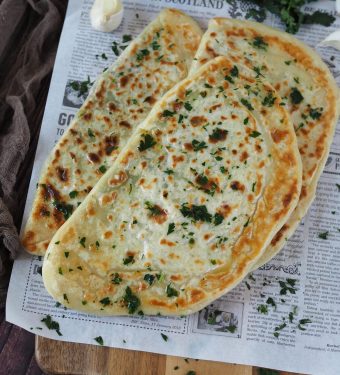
{"left": 190, "top": 18, "right": 339, "bottom": 268}
{"left": 22, "top": 8, "right": 202, "bottom": 255}
{"left": 43, "top": 56, "right": 301, "bottom": 315}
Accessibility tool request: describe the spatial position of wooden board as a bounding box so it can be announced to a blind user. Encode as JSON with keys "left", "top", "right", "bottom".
{"left": 35, "top": 336, "right": 301, "bottom": 375}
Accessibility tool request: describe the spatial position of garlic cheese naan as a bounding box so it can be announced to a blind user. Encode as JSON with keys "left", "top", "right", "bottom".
{"left": 190, "top": 18, "right": 339, "bottom": 268}
{"left": 22, "top": 9, "right": 202, "bottom": 255}
{"left": 43, "top": 57, "right": 301, "bottom": 315}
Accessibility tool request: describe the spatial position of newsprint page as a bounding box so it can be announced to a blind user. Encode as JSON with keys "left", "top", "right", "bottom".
{"left": 6, "top": 1, "right": 340, "bottom": 373}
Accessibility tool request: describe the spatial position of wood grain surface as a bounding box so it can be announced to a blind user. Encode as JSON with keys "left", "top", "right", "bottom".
{"left": 36, "top": 336, "right": 302, "bottom": 375}
{"left": 36, "top": 336, "right": 252, "bottom": 375}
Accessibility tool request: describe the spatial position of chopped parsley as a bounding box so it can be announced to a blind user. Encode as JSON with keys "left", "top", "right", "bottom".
{"left": 94, "top": 336, "right": 104, "bottom": 345}
{"left": 164, "top": 169, "right": 174, "bottom": 175}
{"left": 257, "top": 304, "right": 268, "bottom": 314}
{"left": 88, "top": 128, "right": 95, "bottom": 138}
{"left": 240, "top": 98, "right": 254, "bottom": 111}
{"left": 122, "top": 34, "right": 133, "bottom": 43}
{"left": 99, "top": 297, "right": 111, "bottom": 306}
{"left": 69, "top": 76, "right": 92, "bottom": 98}
{"left": 249, "top": 131, "right": 261, "bottom": 138}
{"left": 262, "top": 92, "right": 276, "bottom": 107}
{"left": 136, "top": 48, "right": 150, "bottom": 61}
{"left": 180, "top": 204, "right": 212, "bottom": 223}
{"left": 167, "top": 223, "right": 175, "bottom": 235}
{"left": 298, "top": 318, "right": 312, "bottom": 331}
{"left": 230, "top": 65, "right": 239, "bottom": 77}
{"left": 192, "top": 139, "right": 207, "bottom": 151}
{"left": 318, "top": 231, "right": 329, "bottom": 240}
{"left": 79, "top": 237, "right": 86, "bottom": 248}
{"left": 204, "top": 83, "right": 213, "bottom": 88}
{"left": 184, "top": 102, "right": 193, "bottom": 111}
{"left": 138, "top": 134, "right": 156, "bottom": 152}
{"left": 64, "top": 252, "right": 69, "bottom": 258}
{"left": 309, "top": 107, "right": 323, "bottom": 120}
{"left": 166, "top": 284, "right": 179, "bottom": 298}
{"left": 41, "top": 315, "right": 62, "bottom": 336}
{"left": 336, "top": 183, "right": 340, "bottom": 192}
{"left": 52, "top": 201, "right": 73, "bottom": 220}
{"left": 279, "top": 279, "right": 297, "bottom": 295}
{"left": 224, "top": 75, "right": 234, "bottom": 84}
{"left": 213, "top": 213, "right": 224, "bottom": 226}
{"left": 98, "top": 165, "right": 107, "bottom": 174}
{"left": 243, "top": 117, "right": 249, "bottom": 125}
{"left": 209, "top": 128, "right": 228, "bottom": 142}
{"left": 266, "top": 297, "right": 276, "bottom": 310}
{"left": 252, "top": 36, "right": 268, "bottom": 50}
{"left": 161, "top": 333, "right": 168, "bottom": 342}
{"left": 162, "top": 109, "right": 175, "bottom": 117}
{"left": 144, "top": 274, "right": 156, "bottom": 285}
{"left": 69, "top": 191, "right": 78, "bottom": 199}
{"left": 63, "top": 293, "right": 69, "bottom": 303}
{"left": 290, "top": 87, "right": 304, "bottom": 105}
{"left": 123, "top": 255, "right": 135, "bottom": 265}
{"left": 122, "top": 286, "right": 140, "bottom": 314}
{"left": 151, "top": 40, "right": 160, "bottom": 50}
{"left": 112, "top": 273, "right": 122, "bottom": 284}
{"left": 274, "top": 322, "right": 287, "bottom": 338}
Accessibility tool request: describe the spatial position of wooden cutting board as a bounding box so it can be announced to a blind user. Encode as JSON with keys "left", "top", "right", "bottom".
{"left": 35, "top": 336, "right": 300, "bottom": 375}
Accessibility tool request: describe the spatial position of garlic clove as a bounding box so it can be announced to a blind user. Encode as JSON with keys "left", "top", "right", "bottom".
{"left": 318, "top": 29, "right": 340, "bottom": 51}
{"left": 90, "top": 0, "right": 124, "bottom": 32}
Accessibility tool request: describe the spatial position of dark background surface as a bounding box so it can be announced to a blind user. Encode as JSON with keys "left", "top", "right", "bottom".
{"left": 0, "top": 1, "right": 67, "bottom": 374}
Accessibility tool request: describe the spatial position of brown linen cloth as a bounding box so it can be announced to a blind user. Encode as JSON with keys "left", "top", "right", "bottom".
{"left": 0, "top": 0, "right": 67, "bottom": 300}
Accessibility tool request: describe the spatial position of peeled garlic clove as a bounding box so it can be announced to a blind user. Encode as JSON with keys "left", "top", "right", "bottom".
{"left": 318, "top": 29, "right": 340, "bottom": 51}
{"left": 90, "top": 0, "right": 124, "bottom": 32}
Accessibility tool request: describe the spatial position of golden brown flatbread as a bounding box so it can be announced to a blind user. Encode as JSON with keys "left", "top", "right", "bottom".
{"left": 22, "top": 8, "right": 202, "bottom": 255}
{"left": 43, "top": 56, "right": 301, "bottom": 315}
{"left": 190, "top": 18, "right": 339, "bottom": 268}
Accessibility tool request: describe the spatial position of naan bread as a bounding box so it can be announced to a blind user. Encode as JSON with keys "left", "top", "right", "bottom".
{"left": 190, "top": 18, "right": 339, "bottom": 268}
{"left": 22, "top": 8, "right": 202, "bottom": 255}
{"left": 43, "top": 57, "right": 301, "bottom": 315}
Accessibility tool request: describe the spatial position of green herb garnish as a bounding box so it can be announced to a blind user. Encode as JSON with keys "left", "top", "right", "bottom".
{"left": 318, "top": 231, "right": 329, "bottom": 240}
{"left": 192, "top": 139, "right": 207, "bottom": 151}
{"left": 166, "top": 284, "right": 179, "bottom": 298}
{"left": 52, "top": 200, "right": 73, "bottom": 220}
{"left": 69, "top": 191, "right": 78, "bottom": 199}
{"left": 138, "top": 134, "right": 156, "bottom": 151}
{"left": 290, "top": 87, "right": 304, "bottom": 105}
{"left": 79, "top": 237, "right": 86, "bottom": 248}
{"left": 99, "top": 165, "right": 107, "bottom": 174}
{"left": 99, "top": 297, "right": 111, "bottom": 306}
{"left": 123, "top": 255, "right": 135, "bottom": 265}
{"left": 262, "top": 92, "right": 276, "bottom": 107}
{"left": 144, "top": 274, "right": 156, "bottom": 286}
{"left": 122, "top": 286, "right": 140, "bottom": 314}
{"left": 167, "top": 223, "right": 175, "bottom": 235}
{"left": 241, "top": 98, "right": 254, "bottom": 111}
{"left": 94, "top": 336, "right": 104, "bottom": 345}
{"left": 252, "top": 36, "right": 268, "bottom": 50}
{"left": 249, "top": 131, "right": 261, "bottom": 138}
{"left": 112, "top": 273, "right": 122, "bottom": 284}
{"left": 180, "top": 204, "right": 212, "bottom": 223}
{"left": 161, "top": 333, "right": 168, "bottom": 342}
{"left": 41, "top": 315, "right": 62, "bottom": 336}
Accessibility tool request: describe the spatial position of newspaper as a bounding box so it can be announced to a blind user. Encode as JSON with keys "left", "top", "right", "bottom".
{"left": 6, "top": 0, "right": 340, "bottom": 373}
